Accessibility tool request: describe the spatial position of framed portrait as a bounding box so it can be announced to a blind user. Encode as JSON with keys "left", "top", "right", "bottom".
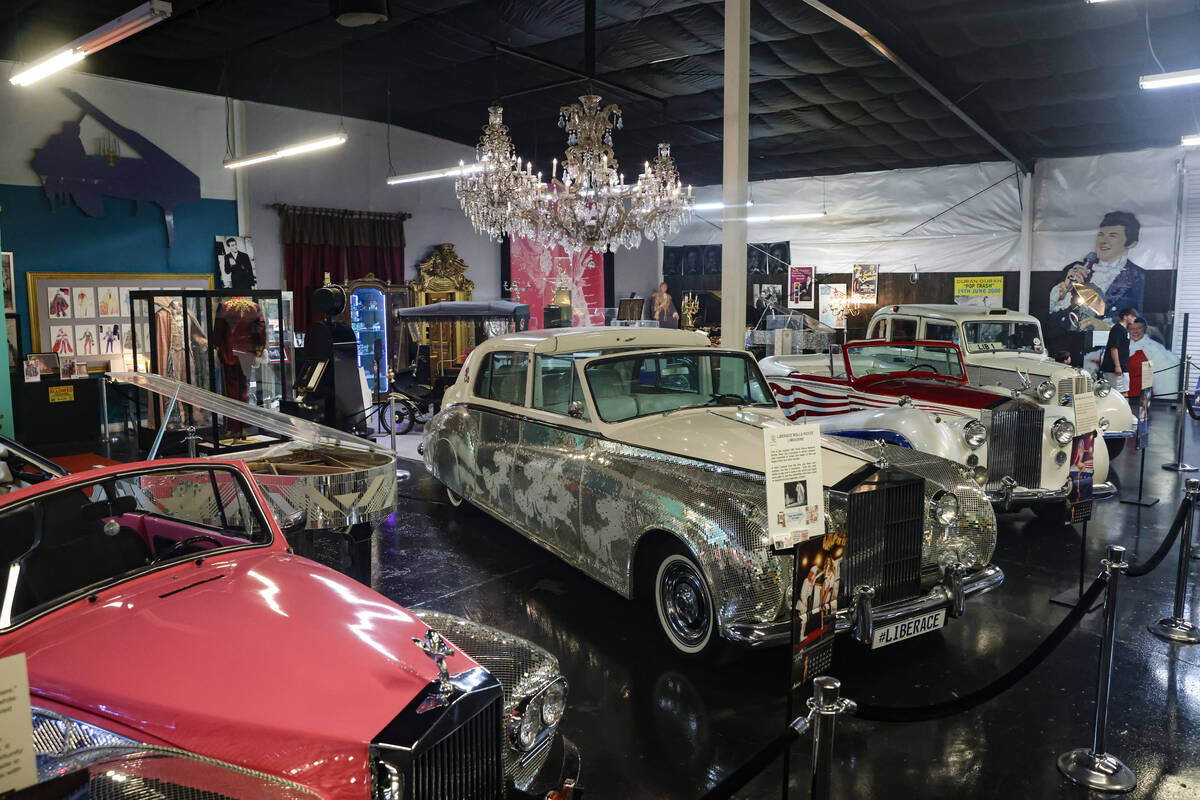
{"left": 214, "top": 235, "right": 258, "bottom": 290}
{"left": 6, "top": 313, "right": 21, "bottom": 370}
{"left": 27, "top": 352, "right": 59, "bottom": 376}
{"left": 2, "top": 252, "right": 13, "bottom": 313}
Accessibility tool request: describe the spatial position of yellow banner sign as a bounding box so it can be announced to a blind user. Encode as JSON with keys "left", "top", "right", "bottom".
{"left": 47, "top": 385, "right": 74, "bottom": 403}
{"left": 954, "top": 276, "right": 1004, "bottom": 298}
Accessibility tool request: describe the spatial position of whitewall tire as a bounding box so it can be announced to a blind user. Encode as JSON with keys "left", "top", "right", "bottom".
{"left": 653, "top": 550, "right": 717, "bottom": 656}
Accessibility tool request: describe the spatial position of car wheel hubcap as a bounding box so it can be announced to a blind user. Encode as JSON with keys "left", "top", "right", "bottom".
{"left": 660, "top": 560, "right": 710, "bottom": 647}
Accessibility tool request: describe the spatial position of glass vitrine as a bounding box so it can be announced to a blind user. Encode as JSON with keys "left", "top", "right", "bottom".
{"left": 128, "top": 289, "right": 294, "bottom": 455}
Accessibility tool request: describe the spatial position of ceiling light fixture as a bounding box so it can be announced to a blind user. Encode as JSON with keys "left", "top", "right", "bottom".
{"left": 9, "top": 1, "right": 172, "bottom": 87}
{"left": 747, "top": 211, "right": 827, "bottom": 223}
{"left": 387, "top": 163, "right": 482, "bottom": 185}
{"left": 692, "top": 201, "right": 754, "bottom": 212}
{"left": 456, "top": 96, "right": 694, "bottom": 252}
{"left": 1139, "top": 67, "right": 1200, "bottom": 90}
{"left": 223, "top": 133, "right": 347, "bottom": 169}
{"left": 1183, "top": 134, "right": 1200, "bottom": 147}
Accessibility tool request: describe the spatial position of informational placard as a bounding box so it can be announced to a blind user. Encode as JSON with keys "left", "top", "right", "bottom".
{"left": 790, "top": 531, "right": 844, "bottom": 690}
{"left": 764, "top": 424, "right": 825, "bottom": 549}
{"left": 954, "top": 275, "right": 1004, "bottom": 305}
{"left": 787, "top": 265, "right": 814, "bottom": 309}
{"left": 1136, "top": 388, "right": 1151, "bottom": 451}
{"left": 1066, "top": 431, "right": 1095, "bottom": 523}
{"left": 0, "top": 654, "right": 36, "bottom": 792}
{"left": 47, "top": 385, "right": 74, "bottom": 403}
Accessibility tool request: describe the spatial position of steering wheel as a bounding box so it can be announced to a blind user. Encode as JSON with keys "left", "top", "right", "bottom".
{"left": 911, "top": 364, "right": 939, "bottom": 374}
{"left": 153, "top": 535, "right": 222, "bottom": 563}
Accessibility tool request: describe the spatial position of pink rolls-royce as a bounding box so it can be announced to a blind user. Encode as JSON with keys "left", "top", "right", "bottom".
{"left": 0, "top": 454, "right": 575, "bottom": 799}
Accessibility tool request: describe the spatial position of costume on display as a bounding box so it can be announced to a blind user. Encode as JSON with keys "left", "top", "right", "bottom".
{"left": 153, "top": 297, "right": 208, "bottom": 425}
{"left": 212, "top": 297, "right": 267, "bottom": 438}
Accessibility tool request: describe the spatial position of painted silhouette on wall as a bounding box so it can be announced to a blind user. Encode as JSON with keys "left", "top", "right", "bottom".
{"left": 30, "top": 88, "right": 201, "bottom": 247}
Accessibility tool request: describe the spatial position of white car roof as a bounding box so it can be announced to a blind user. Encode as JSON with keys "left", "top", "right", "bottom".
{"left": 873, "top": 304, "right": 1039, "bottom": 325}
{"left": 473, "top": 326, "right": 712, "bottom": 355}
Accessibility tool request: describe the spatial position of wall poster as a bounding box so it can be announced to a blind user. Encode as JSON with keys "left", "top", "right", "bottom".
{"left": 788, "top": 265, "right": 814, "bottom": 309}
{"left": 851, "top": 264, "right": 877, "bottom": 303}
{"left": 1066, "top": 432, "right": 1095, "bottom": 524}
{"left": 214, "top": 236, "right": 258, "bottom": 290}
{"left": 954, "top": 275, "right": 1004, "bottom": 305}
{"left": 818, "top": 283, "right": 847, "bottom": 330}
{"left": 508, "top": 236, "right": 605, "bottom": 330}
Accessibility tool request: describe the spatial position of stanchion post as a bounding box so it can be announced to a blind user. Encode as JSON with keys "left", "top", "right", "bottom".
{"left": 1149, "top": 479, "right": 1200, "bottom": 643}
{"left": 99, "top": 375, "right": 111, "bottom": 461}
{"left": 388, "top": 395, "right": 397, "bottom": 455}
{"left": 808, "top": 676, "right": 855, "bottom": 800}
{"left": 185, "top": 426, "right": 198, "bottom": 459}
{"left": 1164, "top": 315, "right": 1195, "bottom": 471}
{"left": 1057, "top": 544, "right": 1136, "bottom": 793}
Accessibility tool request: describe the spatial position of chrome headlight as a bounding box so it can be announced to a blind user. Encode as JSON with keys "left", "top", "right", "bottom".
{"left": 1098, "top": 416, "right": 1110, "bottom": 432}
{"left": 971, "top": 465, "right": 988, "bottom": 487}
{"left": 511, "top": 698, "right": 544, "bottom": 751}
{"left": 931, "top": 490, "right": 959, "bottom": 526}
{"left": 1095, "top": 379, "right": 1111, "bottom": 397}
{"left": 1036, "top": 380, "right": 1055, "bottom": 402}
{"left": 541, "top": 680, "right": 567, "bottom": 726}
{"left": 1052, "top": 417, "right": 1075, "bottom": 445}
{"left": 963, "top": 420, "right": 987, "bottom": 450}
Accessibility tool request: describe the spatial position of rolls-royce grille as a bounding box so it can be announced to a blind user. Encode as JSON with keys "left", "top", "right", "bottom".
{"left": 983, "top": 402, "right": 1044, "bottom": 490}
{"left": 410, "top": 698, "right": 503, "bottom": 800}
{"left": 840, "top": 472, "right": 925, "bottom": 606}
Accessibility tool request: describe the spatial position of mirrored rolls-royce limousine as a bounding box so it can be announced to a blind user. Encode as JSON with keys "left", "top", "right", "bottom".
{"left": 421, "top": 328, "right": 1004, "bottom": 657}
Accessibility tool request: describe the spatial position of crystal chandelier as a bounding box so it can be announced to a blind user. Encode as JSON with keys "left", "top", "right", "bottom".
{"left": 456, "top": 94, "right": 694, "bottom": 252}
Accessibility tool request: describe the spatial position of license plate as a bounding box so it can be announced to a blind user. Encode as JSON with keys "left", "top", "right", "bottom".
{"left": 871, "top": 609, "right": 946, "bottom": 649}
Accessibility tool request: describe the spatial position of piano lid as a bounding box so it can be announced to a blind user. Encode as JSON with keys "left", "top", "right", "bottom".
{"left": 109, "top": 371, "right": 394, "bottom": 457}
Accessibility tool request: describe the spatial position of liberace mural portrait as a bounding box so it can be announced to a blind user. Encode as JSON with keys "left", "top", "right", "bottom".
{"left": 1048, "top": 211, "right": 1145, "bottom": 332}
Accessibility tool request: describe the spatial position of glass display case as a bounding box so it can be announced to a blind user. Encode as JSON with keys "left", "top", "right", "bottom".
{"left": 128, "top": 289, "right": 294, "bottom": 455}
{"left": 333, "top": 275, "right": 410, "bottom": 396}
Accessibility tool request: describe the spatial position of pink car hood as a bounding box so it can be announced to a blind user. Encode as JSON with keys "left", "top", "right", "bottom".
{"left": 2, "top": 549, "right": 478, "bottom": 799}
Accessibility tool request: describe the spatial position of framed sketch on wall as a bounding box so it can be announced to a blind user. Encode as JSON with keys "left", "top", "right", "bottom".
{"left": 6, "top": 313, "right": 20, "bottom": 370}
{"left": 2, "top": 252, "right": 13, "bottom": 313}
{"left": 25, "top": 271, "right": 214, "bottom": 360}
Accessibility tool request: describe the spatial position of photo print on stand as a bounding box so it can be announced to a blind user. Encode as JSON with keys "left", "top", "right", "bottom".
{"left": 215, "top": 236, "right": 258, "bottom": 290}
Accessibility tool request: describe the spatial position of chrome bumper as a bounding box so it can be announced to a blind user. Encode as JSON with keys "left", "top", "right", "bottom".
{"left": 722, "top": 564, "right": 1005, "bottom": 647}
{"left": 986, "top": 485, "right": 1068, "bottom": 506}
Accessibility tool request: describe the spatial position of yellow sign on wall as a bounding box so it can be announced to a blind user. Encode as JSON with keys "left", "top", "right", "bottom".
{"left": 47, "top": 385, "right": 74, "bottom": 404}
{"left": 954, "top": 276, "right": 1004, "bottom": 299}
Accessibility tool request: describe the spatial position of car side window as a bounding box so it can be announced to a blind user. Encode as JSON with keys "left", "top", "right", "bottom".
{"left": 890, "top": 318, "right": 918, "bottom": 341}
{"left": 533, "top": 355, "right": 590, "bottom": 420}
{"left": 867, "top": 318, "right": 887, "bottom": 339}
{"left": 925, "top": 321, "right": 960, "bottom": 345}
{"left": 474, "top": 351, "right": 529, "bottom": 406}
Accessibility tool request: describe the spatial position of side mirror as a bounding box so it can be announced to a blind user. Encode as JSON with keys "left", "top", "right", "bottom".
{"left": 567, "top": 401, "right": 585, "bottom": 419}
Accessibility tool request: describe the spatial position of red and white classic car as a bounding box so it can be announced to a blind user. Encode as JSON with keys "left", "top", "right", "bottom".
{"left": 760, "top": 340, "right": 1111, "bottom": 514}
{"left": 0, "top": 454, "right": 575, "bottom": 799}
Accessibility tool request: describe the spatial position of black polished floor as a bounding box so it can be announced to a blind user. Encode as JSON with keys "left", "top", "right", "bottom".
{"left": 376, "top": 415, "right": 1200, "bottom": 799}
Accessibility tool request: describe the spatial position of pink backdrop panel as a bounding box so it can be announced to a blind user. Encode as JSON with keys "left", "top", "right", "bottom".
{"left": 510, "top": 236, "right": 605, "bottom": 329}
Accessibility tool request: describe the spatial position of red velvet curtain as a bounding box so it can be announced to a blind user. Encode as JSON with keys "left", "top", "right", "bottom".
{"left": 275, "top": 204, "right": 411, "bottom": 333}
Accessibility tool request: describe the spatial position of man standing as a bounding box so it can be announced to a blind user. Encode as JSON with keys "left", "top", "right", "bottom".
{"left": 1100, "top": 307, "right": 1137, "bottom": 394}
{"left": 221, "top": 237, "right": 257, "bottom": 290}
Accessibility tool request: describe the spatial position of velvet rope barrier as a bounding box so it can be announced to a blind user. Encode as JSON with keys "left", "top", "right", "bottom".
{"left": 698, "top": 725, "right": 803, "bottom": 800}
{"left": 1126, "top": 495, "right": 1192, "bottom": 577}
{"left": 853, "top": 575, "right": 1106, "bottom": 723}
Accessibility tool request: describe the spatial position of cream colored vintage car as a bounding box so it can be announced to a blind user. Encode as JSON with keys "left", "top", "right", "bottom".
{"left": 865, "top": 304, "right": 1136, "bottom": 456}
{"left": 421, "top": 327, "right": 1003, "bottom": 657}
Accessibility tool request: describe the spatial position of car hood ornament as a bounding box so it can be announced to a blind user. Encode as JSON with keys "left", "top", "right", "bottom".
{"left": 412, "top": 629, "right": 457, "bottom": 713}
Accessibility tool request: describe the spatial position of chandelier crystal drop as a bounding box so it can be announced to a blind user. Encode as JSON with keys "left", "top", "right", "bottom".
{"left": 455, "top": 94, "right": 694, "bottom": 252}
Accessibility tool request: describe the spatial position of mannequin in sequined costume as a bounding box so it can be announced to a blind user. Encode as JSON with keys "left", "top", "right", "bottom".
{"left": 213, "top": 297, "right": 267, "bottom": 438}
{"left": 154, "top": 297, "right": 207, "bottom": 426}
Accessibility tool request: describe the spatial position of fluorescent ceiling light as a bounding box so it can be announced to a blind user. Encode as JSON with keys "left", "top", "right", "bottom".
{"left": 9, "top": 1, "right": 172, "bottom": 87}
{"left": 692, "top": 201, "right": 755, "bottom": 212}
{"left": 747, "top": 211, "right": 827, "bottom": 223}
{"left": 1140, "top": 67, "right": 1200, "bottom": 90}
{"left": 387, "top": 163, "right": 483, "bottom": 185}
{"left": 224, "top": 133, "right": 346, "bottom": 169}
{"left": 1183, "top": 134, "right": 1200, "bottom": 147}
{"left": 1084, "top": 0, "right": 1117, "bottom": 4}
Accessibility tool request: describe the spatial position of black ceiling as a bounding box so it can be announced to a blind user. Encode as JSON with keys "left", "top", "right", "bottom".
{"left": 3, "top": 0, "right": 1199, "bottom": 185}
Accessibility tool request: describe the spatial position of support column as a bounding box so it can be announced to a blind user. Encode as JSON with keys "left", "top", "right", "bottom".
{"left": 720, "top": 0, "right": 750, "bottom": 348}
{"left": 233, "top": 99, "right": 251, "bottom": 236}
{"left": 1018, "top": 170, "right": 1033, "bottom": 313}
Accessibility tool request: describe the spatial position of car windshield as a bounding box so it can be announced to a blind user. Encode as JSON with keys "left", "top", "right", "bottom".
{"left": 962, "top": 321, "right": 1044, "bottom": 354}
{"left": 0, "top": 465, "right": 269, "bottom": 629}
{"left": 585, "top": 351, "right": 774, "bottom": 422}
{"left": 846, "top": 342, "right": 965, "bottom": 379}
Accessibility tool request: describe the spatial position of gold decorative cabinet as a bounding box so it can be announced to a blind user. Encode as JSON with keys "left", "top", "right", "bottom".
{"left": 408, "top": 243, "right": 474, "bottom": 376}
